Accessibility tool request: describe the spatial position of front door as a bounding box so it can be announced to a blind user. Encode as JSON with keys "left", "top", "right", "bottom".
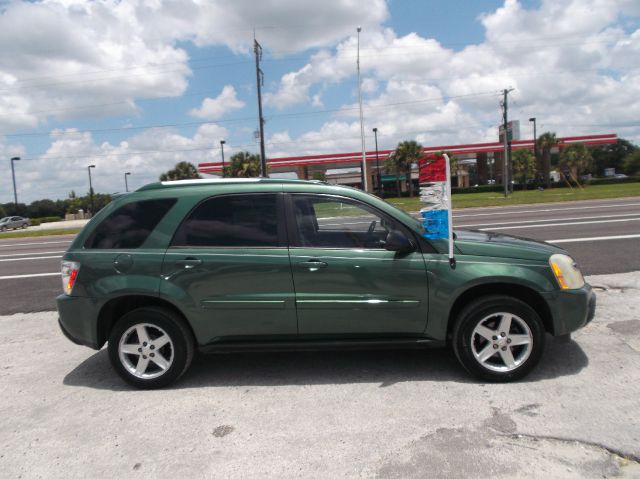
{"left": 161, "top": 193, "right": 297, "bottom": 345}
{"left": 286, "top": 194, "right": 429, "bottom": 337}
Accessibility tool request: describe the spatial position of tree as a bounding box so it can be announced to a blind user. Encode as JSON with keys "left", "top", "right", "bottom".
{"left": 623, "top": 149, "right": 640, "bottom": 176}
{"left": 229, "top": 151, "right": 261, "bottom": 178}
{"left": 383, "top": 152, "right": 402, "bottom": 196}
{"left": 312, "top": 171, "right": 327, "bottom": 182}
{"left": 559, "top": 143, "right": 593, "bottom": 182}
{"left": 537, "top": 132, "right": 558, "bottom": 187}
{"left": 591, "top": 139, "right": 637, "bottom": 176}
{"left": 159, "top": 161, "right": 201, "bottom": 181}
{"left": 512, "top": 150, "right": 536, "bottom": 187}
{"left": 392, "top": 140, "right": 423, "bottom": 197}
{"left": 0, "top": 205, "right": 6, "bottom": 218}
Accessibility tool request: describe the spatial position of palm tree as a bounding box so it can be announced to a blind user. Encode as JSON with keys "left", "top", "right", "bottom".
{"left": 229, "top": 151, "right": 261, "bottom": 178}
{"left": 159, "top": 161, "right": 201, "bottom": 181}
{"left": 384, "top": 152, "right": 402, "bottom": 197}
{"left": 512, "top": 150, "right": 536, "bottom": 187}
{"left": 393, "top": 140, "right": 423, "bottom": 197}
{"left": 537, "top": 132, "right": 557, "bottom": 187}
{"left": 559, "top": 143, "right": 593, "bottom": 182}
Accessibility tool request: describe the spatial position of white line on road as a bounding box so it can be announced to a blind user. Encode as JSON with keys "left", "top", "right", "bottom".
{"left": 458, "top": 213, "right": 640, "bottom": 228}
{"left": 0, "top": 251, "right": 66, "bottom": 258}
{"left": 548, "top": 234, "right": 640, "bottom": 244}
{"left": 478, "top": 217, "right": 640, "bottom": 231}
{"left": 453, "top": 202, "right": 640, "bottom": 218}
{"left": 0, "top": 240, "right": 72, "bottom": 248}
{"left": 0, "top": 272, "right": 60, "bottom": 280}
{"left": 0, "top": 255, "right": 63, "bottom": 262}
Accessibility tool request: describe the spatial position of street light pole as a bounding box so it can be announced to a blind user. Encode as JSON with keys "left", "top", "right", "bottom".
{"left": 10, "top": 157, "right": 20, "bottom": 205}
{"left": 220, "top": 140, "right": 226, "bottom": 178}
{"left": 373, "top": 128, "right": 381, "bottom": 196}
{"left": 356, "top": 26, "right": 368, "bottom": 192}
{"left": 124, "top": 172, "right": 131, "bottom": 192}
{"left": 87, "top": 165, "right": 95, "bottom": 215}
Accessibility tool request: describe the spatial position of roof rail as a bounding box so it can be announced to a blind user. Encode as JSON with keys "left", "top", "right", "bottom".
{"left": 137, "top": 177, "right": 326, "bottom": 191}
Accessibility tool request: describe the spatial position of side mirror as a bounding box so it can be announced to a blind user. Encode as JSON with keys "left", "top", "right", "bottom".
{"left": 384, "top": 230, "right": 416, "bottom": 253}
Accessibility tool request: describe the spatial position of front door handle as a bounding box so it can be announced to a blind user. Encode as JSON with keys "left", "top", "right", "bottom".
{"left": 176, "top": 258, "right": 202, "bottom": 269}
{"left": 297, "top": 260, "right": 328, "bottom": 270}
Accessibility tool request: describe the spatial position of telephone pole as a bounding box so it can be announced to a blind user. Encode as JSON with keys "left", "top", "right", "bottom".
{"left": 254, "top": 38, "right": 268, "bottom": 177}
{"left": 501, "top": 88, "right": 514, "bottom": 197}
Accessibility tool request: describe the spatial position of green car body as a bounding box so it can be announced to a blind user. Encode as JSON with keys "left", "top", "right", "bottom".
{"left": 57, "top": 179, "right": 595, "bottom": 387}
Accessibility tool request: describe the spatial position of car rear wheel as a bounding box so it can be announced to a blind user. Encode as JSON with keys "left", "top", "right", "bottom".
{"left": 108, "top": 307, "right": 194, "bottom": 389}
{"left": 0, "top": 226, "right": 6, "bottom": 232}
{"left": 452, "top": 295, "right": 545, "bottom": 382}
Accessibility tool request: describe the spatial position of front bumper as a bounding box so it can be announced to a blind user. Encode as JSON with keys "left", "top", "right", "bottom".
{"left": 56, "top": 294, "right": 101, "bottom": 350}
{"left": 541, "top": 283, "right": 596, "bottom": 336}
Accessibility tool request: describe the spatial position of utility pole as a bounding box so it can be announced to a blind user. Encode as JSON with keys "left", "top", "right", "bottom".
{"left": 124, "top": 172, "right": 130, "bottom": 192}
{"left": 529, "top": 117, "right": 537, "bottom": 184}
{"left": 254, "top": 38, "right": 268, "bottom": 178}
{"left": 87, "top": 165, "right": 95, "bottom": 215}
{"left": 10, "top": 157, "right": 20, "bottom": 205}
{"left": 220, "top": 140, "right": 226, "bottom": 178}
{"left": 501, "top": 88, "right": 514, "bottom": 197}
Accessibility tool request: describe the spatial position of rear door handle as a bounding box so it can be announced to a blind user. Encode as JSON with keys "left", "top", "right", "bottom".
{"left": 298, "top": 260, "right": 328, "bottom": 269}
{"left": 176, "top": 258, "right": 202, "bottom": 269}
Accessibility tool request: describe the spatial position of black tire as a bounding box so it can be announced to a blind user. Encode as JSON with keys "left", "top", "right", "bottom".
{"left": 108, "top": 307, "right": 195, "bottom": 389}
{"left": 452, "top": 295, "right": 545, "bottom": 382}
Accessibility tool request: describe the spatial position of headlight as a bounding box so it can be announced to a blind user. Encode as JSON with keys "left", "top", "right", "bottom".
{"left": 549, "top": 254, "right": 584, "bottom": 290}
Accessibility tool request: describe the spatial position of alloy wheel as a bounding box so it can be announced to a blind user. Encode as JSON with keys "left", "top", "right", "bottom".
{"left": 470, "top": 312, "right": 533, "bottom": 373}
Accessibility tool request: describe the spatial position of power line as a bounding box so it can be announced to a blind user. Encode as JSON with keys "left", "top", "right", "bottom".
{"left": 3, "top": 90, "right": 502, "bottom": 139}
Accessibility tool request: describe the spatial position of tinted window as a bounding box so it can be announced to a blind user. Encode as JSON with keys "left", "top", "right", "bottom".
{"left": 292, "top": 195, "right": 396, "bottom": 249}
{"left": 84, "top": 199, "right": 176, "bottom": 249}
{"left": 172, "top": 194, "right": 279, "bottom": 247}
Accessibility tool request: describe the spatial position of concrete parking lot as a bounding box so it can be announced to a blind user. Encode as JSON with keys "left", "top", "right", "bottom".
{"left": 0, "top": 271, "right": 639, "bottom": 478}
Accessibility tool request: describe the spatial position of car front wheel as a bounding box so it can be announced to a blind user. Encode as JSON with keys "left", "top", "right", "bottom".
{"left": 452, "top": 295, "right": 545, "bottom": 382}
{"left": 108, "top": 307, "right": 194, "bottom": 389}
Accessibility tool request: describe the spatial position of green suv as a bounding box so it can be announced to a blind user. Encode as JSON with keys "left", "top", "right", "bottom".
{"left": 57, "top": 179, "right": 595, "bottom": 388}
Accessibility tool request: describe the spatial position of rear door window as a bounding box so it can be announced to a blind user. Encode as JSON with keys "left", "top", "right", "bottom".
{"left": 171, "top": 194, "right": 282, "bottom": 248}
{"left": 84, "top": 198, "right": 176, "bottom": 249}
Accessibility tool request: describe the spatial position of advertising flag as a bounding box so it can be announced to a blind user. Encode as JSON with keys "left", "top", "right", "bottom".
{"left": 418, "top": 153, "right": 455, "bottom": 267}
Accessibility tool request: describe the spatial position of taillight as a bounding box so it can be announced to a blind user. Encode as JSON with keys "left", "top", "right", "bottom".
{"left": 61, "top": 260, "right": 80, "bottom": 295}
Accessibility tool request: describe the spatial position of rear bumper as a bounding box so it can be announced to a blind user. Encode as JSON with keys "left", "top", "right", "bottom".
{"left": 56, "top": 294, "right": 101, "bottom": 350}
{"left": 542, "top": 284, "right": 596, "bottom": 336}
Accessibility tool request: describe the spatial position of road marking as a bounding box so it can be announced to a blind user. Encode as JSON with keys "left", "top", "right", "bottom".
{"left": 0, "top": 272, "right": 60, "bottom": 280}
{"left": 0, "top": 255, "right": 63, "bottom": 262}
{"left": 478, "top": 217, "right": 640, "bottom": 231}
{"left": 547, "top": 234, "right": 640, "bottom": 244}
{"left": 0, "top": 250, "right": 66, "bottom": 258}
{"left": 457, "top": 213, "right": 640, "bottom": 228}
{"left": 453, "top": 202, "right": 640, "bottom": 218}
{"left": 0, "top": 240, "right": 72, "bottom": 248}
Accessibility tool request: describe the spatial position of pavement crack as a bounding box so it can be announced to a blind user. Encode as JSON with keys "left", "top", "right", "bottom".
{"left": 505, "top": 432, "right": 640, "bottom": 464}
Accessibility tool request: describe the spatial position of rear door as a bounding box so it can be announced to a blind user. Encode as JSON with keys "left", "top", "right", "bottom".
{"left": 160, "top": 193, "right": 297, "bottom": 345}
{"left": 286, "top": 193, "right": 429, "bottom": 337}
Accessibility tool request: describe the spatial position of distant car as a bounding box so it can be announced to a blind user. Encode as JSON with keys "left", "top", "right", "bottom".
{"left": 613, "top": 173, "right": 628, "bottom": 179}
{"left": 0, "top": 216, "right": 30, "bottom": 231}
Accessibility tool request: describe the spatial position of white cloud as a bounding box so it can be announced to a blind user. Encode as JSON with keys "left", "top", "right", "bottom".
{"left": 1, "top": 124, "right": 230, "bottom": 203}
{"left": 264, "top": 0, "right": 640, "bottom": 148}
{"left": 190, "top": 86, "right": 245, "bottom": 119}
{"left": 0, "top": 0, "right": 388, "bottom": 132}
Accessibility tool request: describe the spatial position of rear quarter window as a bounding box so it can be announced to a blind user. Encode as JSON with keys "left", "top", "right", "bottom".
{"left": 84, "top": 198, "right": 177, "bottom": 249}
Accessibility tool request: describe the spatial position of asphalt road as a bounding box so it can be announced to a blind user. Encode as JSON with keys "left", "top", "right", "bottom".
{"left": 0, "top": 198, "right": 638, "bottom": 315}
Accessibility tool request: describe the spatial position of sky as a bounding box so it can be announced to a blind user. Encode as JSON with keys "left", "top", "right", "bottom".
{"left": 0, "top": 0, "right": 638, "bottom": 203}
